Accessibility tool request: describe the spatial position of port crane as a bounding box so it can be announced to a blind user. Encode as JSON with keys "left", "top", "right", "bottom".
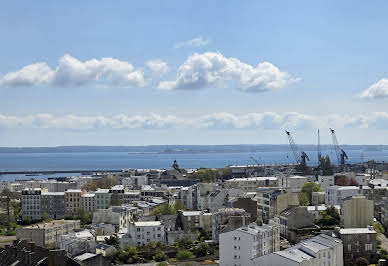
{"left": 285, "top": 130, "right": 310, "bottom": 166}
{"left": 249, "top": 157, "right": 260, "bottom": 166}
{"left": 330, "top": 128, "right": 348, "bottom": 166}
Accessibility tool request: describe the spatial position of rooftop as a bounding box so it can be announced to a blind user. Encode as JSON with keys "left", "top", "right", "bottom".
{"left": 74, "top": 252, "right": 97, "bottom": 261}
{"left": 226, "top": 176, "right": 278, "bottom": 182}
{"left": 22, "top": 219, "right": 80, "bottom": 229}
{"left": 182, "top": 211, "right": 202, "bottom": 216}
{"left": 66, "top": 189, "right": 82, "bottom": 193}
{"left": 340, "top": 228, "right": 376, "bottom": 234}
{"left": 133, "top": 221, "right": 162, "bottom": 227}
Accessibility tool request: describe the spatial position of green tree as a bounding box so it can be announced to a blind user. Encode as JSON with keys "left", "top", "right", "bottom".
{"left": 176, "top": 250, "right": 193, "bottom": 261}
{"left": 300, "top": 182, "right": 321, "bottom": 205}
{"left": 151, "top": 201, "right": 187, "bottom": 215}
{"left": 41, "top": 212, "right": 51, "bottom": 222}
{"left": 105, "top": 235, "right": 120, "bottom": 248}
{"left": 354, "top": 257, "right": 369, "bottom": 266}
{"left": 154, "top": 251, "right": 168, "bottom": 262}
{"left": 374, "top": 222, "right": 385, "bottom": 234}
{"left": 298, "top": 192, "right": 310, "bottom": 206}
{"left": 316, "top": 206, "right": 340, "bottom": 227}
{"left": 193, "top": 242, "right": 210, "bottom": 257}
{"left": 320, "top": 155, "right": 334, "bottom": 175}
{"left": 188, "top": 169, "right": 220, "bottom": 183}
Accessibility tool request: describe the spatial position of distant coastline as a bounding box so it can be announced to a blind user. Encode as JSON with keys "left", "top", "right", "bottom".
{"left": 0, "top": 144, "right": 386, "bottom": 153}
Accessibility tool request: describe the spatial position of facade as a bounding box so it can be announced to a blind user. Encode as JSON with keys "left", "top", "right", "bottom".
{"left": 311, "top": 191, "right": 325, "bottom": 205}
{"left": 219, "top": 223, "right": 280, "bottom": 266}
{"left": 253, "top": 234, "right": 343, "bottom": 266}
{"left": 65, "top": 189, "right": 82, "bottom": 215}
{"left": 278, "top": 175, "right": 308, "bottom": 192}
{"left": 276, "top": 206, "right": 315, "bottom": 243}
{"left": 109, "top": 185, "right": 126, "bottom": 206}
{"left": 342, "top": 196, "right": 374, "bottom": 228}
{"left": 177, "top": 210, "right": 202, "bottom": 233}
{"left": 224, "top": 177, "right": 278, "bottom": 192}
{"left": 127, "top": 221, "right": 165, "bottom": 246}
{"left": 57, "top": 229, "right": 96, "bottom": 258}
{"left": 92, "top": 206, "right": 134, "bottom": 231}
{"left": 325, "top": 186, "right": 362, "bottom": 206}
{"left": 212, "top": 208, "right": 251, "bottom": 243}
{"left": 16, "top": 219, "right": 81, "bottom": 247}
{"left": 256, "top": 188, "right": 299, "bottom": 222}
{"left": 94, "top": 189, "right": 111, "bottom": 209}
{"left": 41, "top": 192, "right": 66, "bottom": 219}
{"left": 230, "top": 195, "right": 258, "bottom": 222}
{"left": 123, "top": 191, "right": 141, "bottom": 204}
{"left": 337, "top": 227, "right": 377, "bottom": 265}
{"left": 21, "top": 188, "right": 46, "bottom": 219}
{"left": 317, "top": 175, "right": 335, "bottom": 190}
{"left": 81, "top": 193, "right": 95, "bottom": 212}
{"left": 178, "top": 186, "right": 195, "bottom": 210}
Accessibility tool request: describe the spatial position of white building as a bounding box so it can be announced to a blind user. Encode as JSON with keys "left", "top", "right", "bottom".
{"left": 224, "top": 177, "right": 278, "bottom": 192}
{"left": 317, "top": 175, "right": 335, "bottom": 190}
{"left": 81, "top": 193, "right": 95, "bottom": 212}
{"left": 325, "top": 186, "right": 362, "bottom": 206}
{"left": 92, "top": 206, "right": 134, "bottom": 231}
{"left": 126, "top": 221, "right": 165, "bottom": 246}
{"left": 219, "top": 223, "right": 280, "bottom": 266}
{"left": 0, "top": 181, "right": 11, "bottom": 192}
{"left": 278, "top": 175, "right": 308, "bottom": 192}
{"left": 252, "top": 234, "right": 343, "bottom": 266}
{"left": 57, "top": 229, "right": 96, "bottom": 258}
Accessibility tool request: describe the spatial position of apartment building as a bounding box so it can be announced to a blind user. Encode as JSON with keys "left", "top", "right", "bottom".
{"left": 342, "top": 196, "right": 373, "bottom": 228}
{"left": 94, "top": 189, "right": 111, "bottom": 209}
{"left": 127, "top": 221, "right": 165, "bottom": 246}
{"left": 92, "top": 206, "right": 134, "bottom": 231}
{"left": 16, "top": 219, "right": 81, "bottom": 247}
{"left": 219, "top": 223, "right": 280, "bottom": 266}
{"left": 337, "top": 227, "right": 377, "bottom": 265}
{"left": 40, "top": 192, "right": 66, "bottom": 219}
{"left": 224, "top": 177, "right": 278, "bottom": 192}
{"left": 278, "top": 175, "right": 308, "bottom": 192}
{"left": 325, "top": 186, "right": 362, "bottom": 206}
{"left": 109, "top": 185, "right": 126, "bottom": 206}
{"left": 256, "top": 188, "right": 299, "bottom": 222}
{"left": 65, "top": 189, "right": 82, "bottom": 215}
{"left": 81, "top": 193, "right": 95, "bottom": 212}
{"left": 253, "top": 234, "right": 343, "bottom": 266}
{"left": 21, "top": 188, "right": 47, "bottom": 219}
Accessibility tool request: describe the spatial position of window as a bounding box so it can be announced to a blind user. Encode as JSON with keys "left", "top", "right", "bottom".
{"left": 365, "top": 243, "right": 373, "bottom": 251}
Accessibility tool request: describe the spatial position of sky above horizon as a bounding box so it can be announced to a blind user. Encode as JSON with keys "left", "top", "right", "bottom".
{"left": 1, "top": 1, "right": 388, "bottom": 147}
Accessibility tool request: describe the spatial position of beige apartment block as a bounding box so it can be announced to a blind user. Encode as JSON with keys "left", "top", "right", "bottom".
{"left": 16, "top": 219, "right": 81, "bottom": 247}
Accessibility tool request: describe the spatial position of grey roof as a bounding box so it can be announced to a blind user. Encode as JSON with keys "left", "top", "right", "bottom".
{"left": 276, "top": 248, "right": 314, "bottom": 263}
{"left": 74, "top": 252, "right": 98, "bottom": 261}
{"left": 96, "top": 243, "right": 113, "bottom": 250}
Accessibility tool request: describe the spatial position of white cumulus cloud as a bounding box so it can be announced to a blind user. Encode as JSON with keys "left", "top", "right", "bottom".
{"left": 146, "top": 59, "right": 169, "bottom": 74}
{"left": 158, "top": 52, "right": 299, "bottom": 92}
{"left": 174, "top": 36, "right": 211, "bottom": 49}
{"left": 1, "top": 112, "right": 388, "bottom": 130}
{"left": 0, "top": 54, "right": 146, "bottom": 88}
{"left": 360, "top": 79, "right": 388, "bottom": 99}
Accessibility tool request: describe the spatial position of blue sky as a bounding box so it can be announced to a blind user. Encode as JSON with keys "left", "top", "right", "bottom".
{"left": 1, "top": 1, "right": 388, "bottom": 146}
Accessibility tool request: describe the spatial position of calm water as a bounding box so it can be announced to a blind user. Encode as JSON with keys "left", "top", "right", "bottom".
{"left": 0, "top": 149, "right": 387, "bottom": 176}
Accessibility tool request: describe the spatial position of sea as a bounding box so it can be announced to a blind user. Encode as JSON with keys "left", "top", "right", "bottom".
{"left": 0, "top": 149, "right": 388, "bottom": 181}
